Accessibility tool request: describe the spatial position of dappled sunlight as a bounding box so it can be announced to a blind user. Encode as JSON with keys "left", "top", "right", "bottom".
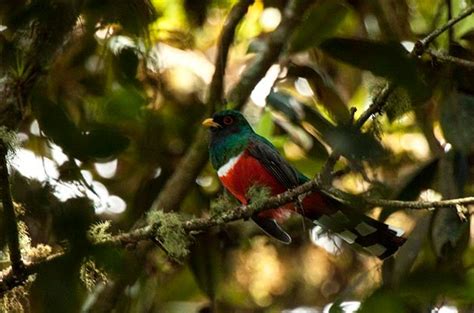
{"left": 250, "top": 64, "right": 281, "bottom": 107}
{"left": 94, "top": 159, "right": 118, "bottom": 179}
{"left": 260, "top": 7, "right": 282, "bottom": 32}
{"left": 302, "top": 244, "right": 335, "bottom": 286}
{"left": 11, "top": 147, "right": 126, "bottom": 215}
{"left": 155, "top": 43, "right": 215, "bottom": 84}
{"left": 234, "top": 237, "right": 286, "bottom": 306}
{"left": 2, "top": 0, "right": 474, "bottom": 311}
{"left": 383, "top": 132, "right": 431, "bottom": 160}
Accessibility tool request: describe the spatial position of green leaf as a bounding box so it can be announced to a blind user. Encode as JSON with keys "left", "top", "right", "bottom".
{"left": 383, "top": 215, "right": 431, "bottom": 286}
{"left": 289, "top": 0, "right": 350, "bottom": 52}
{"left": 324, "top": 125, "right": 387, "bottom": 161}
{"left": 30, "top": 255, "right": 83, "bottom": 313}
{"left": 440, "top": 91, "right": 474, "bottom": 153}
{"left": 287, "top": 64, "right": 351, "bottom": 124}
{"left": 319, "top": 38, "right": 426, "bottom": 97}
{"left": 266, "top": 91, "right": 303, "bottom": 124}
{"left": 32, "top": 95, "right": 83, "bottom": 156}
{"left": 32, "top": 92, "right": 129, "bottom": 161}
{"left": 379, "top": 159, "right": 438, "bottom": 222}
{"left": 254, "top": 110, "right": 274, "bottom": 138}
{"left": 103, "top": 85, "right": 146, "bottom": 122}
{"left": 358, "top": 289, "right": 406, "bottom": 313}
{"left": 327, "top": 299, "right": 345, "bottom": 313}
{"left": 266, "top": 91, "right": 385, "bottom": 161}
{"left": 266, "top": 91, "right": 329, "bottom": 158}
{"left": 431, "top": 206, "right": 470, "bottom": 260}
{"left": 81, "top": 125, "right": 130, "bottom": 161}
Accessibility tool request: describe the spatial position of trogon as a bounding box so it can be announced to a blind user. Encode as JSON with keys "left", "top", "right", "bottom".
{"left": 203, "top": 110, "right": 406, "bottom": 259}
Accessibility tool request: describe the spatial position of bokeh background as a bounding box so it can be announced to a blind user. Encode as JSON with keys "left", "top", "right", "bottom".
{"left": 0, "top": 0, "right": 474, "bottom": 312}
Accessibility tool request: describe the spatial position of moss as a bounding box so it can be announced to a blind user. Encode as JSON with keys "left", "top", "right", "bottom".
{"left": 0, "top": 126, "right": 20, "bottom": 158}
{"left": 210, "top": 192, "right": 239, "bottom": 215}
{"left": 13, "top": 202, "right": 25, "bottom": 216}
{"left": 80, "top": 258, "right": 108, "bottom": 291}
{"left": 87, "top": 220, "right": 113, "bottom": 243}
{"left": 26, "top": 244, "right": 52, "bottom": 263}
{"left": 147, "top": 210, "right": 189, "bottom": 260}
{"left": 0, "top": 275, "right": 33, "bottom": 313}
{"left": 384, "top": 87, "right": 412, "bottom": 122}
{"left": 17, "top": 221, "right": 31, "bottom": 255}
{"left": 246, "top": 184, "right": 271, "bottom": 207}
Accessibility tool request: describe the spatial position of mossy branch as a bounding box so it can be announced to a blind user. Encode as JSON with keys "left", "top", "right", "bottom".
{"left": 2, "top": 176, "right": 474, "bottom": 294}
{"left": 0, "top": 141, "right": 24, "bottom": 276}
{"left": 414, "top": 4, "right": 474, "bottom": 55}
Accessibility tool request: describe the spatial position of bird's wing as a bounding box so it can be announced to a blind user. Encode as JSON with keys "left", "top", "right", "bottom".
{"left": 247, "top": 136, "right": 303, "bottom": 189}
{"left": 246, "top": 136, "right": 304, "bottom": 243}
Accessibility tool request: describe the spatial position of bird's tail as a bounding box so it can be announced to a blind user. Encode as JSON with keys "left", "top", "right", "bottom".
{"left": 302, "top": 193, "right": 406, "bottom": 260}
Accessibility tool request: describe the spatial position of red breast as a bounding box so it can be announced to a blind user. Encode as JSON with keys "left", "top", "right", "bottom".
{"left": 217, "top": 150, "right": 294, "bottom": 221}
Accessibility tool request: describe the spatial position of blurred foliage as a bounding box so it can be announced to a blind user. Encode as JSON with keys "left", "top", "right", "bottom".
{"left": 0, "top": 0, "right": 474, "bottom": 312}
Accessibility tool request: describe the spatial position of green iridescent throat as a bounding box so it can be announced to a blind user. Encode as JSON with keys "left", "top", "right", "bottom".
{"left": 209, "top": 128, "right": 253, "bottom": 170}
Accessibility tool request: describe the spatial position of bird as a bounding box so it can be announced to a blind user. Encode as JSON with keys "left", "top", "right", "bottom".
{"left": 203, "top": 110, "right": 406, "bottom": 259}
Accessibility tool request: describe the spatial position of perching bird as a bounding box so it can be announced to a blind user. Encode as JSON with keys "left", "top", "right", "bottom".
{"left": 203, "top": 110, "right": 406, "bottom": 259}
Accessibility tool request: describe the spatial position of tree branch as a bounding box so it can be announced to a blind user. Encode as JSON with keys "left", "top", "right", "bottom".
{"left": 366, "top": 197, "right": 474, "bottom": 210}
{"left": 426, "top": 49, "right": 474, "bottom": 69}
{"left": 414, "top": 4, "right": 474, "bottom": 56}
{"left": 0, "top": 142, "right": 23, "bottom": 275}
{"left": 320, "top": 6, "right": 474, "bottom": 178}
{"left": 3, "top": 173, "right": 474, "bottom": 294}
{"left": 354, "top": 83, "right": 395, "bottom": 128}
{"left": 319, "top": 83, "right": 395, "bottom": 182}
{"left": 209, "top": 0, "right": 255, "bottom": 111}
{"left": 228, "top": 0, "right": 313, "bottom": 108}
{"left": 148, "top": 130, "right": 209, "bottom": 214}
{"left": 99, "top": 1, "right": 302, "bottom": 309}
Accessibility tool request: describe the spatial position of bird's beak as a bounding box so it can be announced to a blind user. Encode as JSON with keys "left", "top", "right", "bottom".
{"left": 202, "top": 118, "right": 221, "bottom": 128}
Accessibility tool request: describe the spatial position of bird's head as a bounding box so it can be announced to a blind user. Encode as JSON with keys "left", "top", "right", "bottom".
{"left": 202, "top": 110, "right": 253, "bottom": 143}
{"left": 202, "top": 110, "right": 254, "bottom": 167}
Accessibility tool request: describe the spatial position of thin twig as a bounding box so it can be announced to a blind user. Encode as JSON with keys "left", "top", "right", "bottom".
{"left": 0, "top": 142, "right": 24, "bottom": 275}
{"left": 208, "top": 0, "right": 254, "bottom": 111}
{"left": 319, "top": 6, "right": 474, "bottom": 178}
{"left": 354, "top": 83, "right": 395, "bottom": 128}
{"left": 228, "top": 0, "right": 312, "bottom": 109}
{"left": 319, "top": 83, "right": 395, "bottom": 182}
{"left": 366, "top": 197, "right": 474, "bottom": 210}
{"left": 426, "top": 49, "right": 474, "bottom": 69}
{"left": 446, "top": 0, "right": 453, "bottom": 54}
{"left": 414, "top": 4, "right": 474, "bottom": 55}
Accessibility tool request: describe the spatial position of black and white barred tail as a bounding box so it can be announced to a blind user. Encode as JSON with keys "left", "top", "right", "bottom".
{"left": 307, "top": 200, "right": 406, "bottom": 259}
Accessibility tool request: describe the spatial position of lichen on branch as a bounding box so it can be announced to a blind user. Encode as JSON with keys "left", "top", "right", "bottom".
{"left": 147, "top": 210, "right": 190, "bottom": 260}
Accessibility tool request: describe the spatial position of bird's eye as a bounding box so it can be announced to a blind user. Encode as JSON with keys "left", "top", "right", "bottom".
{"left": 223, "top": 116, "right": 234, "bottom": 125}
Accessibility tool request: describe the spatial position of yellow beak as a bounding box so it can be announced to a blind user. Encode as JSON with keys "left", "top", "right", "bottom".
{"left": 202, "top": 118, "right": 221, "bottom": 128}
